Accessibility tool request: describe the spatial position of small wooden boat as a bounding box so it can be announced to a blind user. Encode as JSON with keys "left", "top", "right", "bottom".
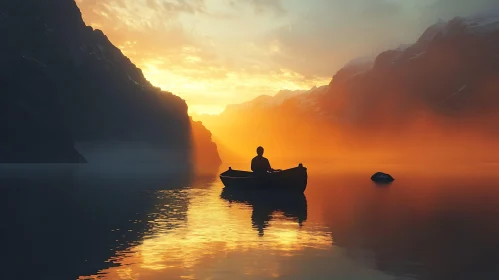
{"left": 220, "top": 164, "right": 308, "bottom": 192}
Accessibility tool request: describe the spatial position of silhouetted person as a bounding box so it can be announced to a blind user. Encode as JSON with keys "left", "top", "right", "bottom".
{"left": 251, "top": 146, "right": 274, "bottom": 173}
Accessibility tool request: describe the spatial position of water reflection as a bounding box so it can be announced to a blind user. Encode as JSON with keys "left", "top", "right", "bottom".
{"left": 8, "top": 164, "right": 499, "bottom": 279}
{"left": 220, "top": 188, "right": 307, "bottom": 236}
{"left": 0, "top": 164, "right": 195, "bottom": 280}
{"left": 80, "top": 169, "right": 333, "bottom": 279}
{"left": 306, "top": 171, "right": 499, "bottom": 280}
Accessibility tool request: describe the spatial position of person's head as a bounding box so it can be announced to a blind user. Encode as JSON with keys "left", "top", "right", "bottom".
{"left": 256, "top": 146, "right": 264, "bottom": 156}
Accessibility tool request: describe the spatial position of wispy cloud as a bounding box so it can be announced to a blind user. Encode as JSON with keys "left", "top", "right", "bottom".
{"left": 228, "top": 0, "right": 286, "bottom": 16}
{"left": 76, "top": 0, "right": 499, "bottom": 114}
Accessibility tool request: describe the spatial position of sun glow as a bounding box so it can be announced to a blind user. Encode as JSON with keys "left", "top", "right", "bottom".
{"left": 76, "top": 0, "right": 333, "bottom": 116}
{"left": 141, "top": 61, "right": 330, "bottom": 115}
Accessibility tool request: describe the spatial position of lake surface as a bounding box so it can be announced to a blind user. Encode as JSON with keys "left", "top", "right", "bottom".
{"left": 2, "top": 163, "right": 499, "bottom": 280}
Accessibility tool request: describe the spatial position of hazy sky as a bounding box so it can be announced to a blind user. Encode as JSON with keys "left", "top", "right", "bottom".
{"left": 76, "top": 0, "right": 498, "bottom": 114}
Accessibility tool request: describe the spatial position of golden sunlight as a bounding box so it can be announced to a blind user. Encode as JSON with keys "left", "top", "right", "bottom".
{"left": 76, "top": 1, "right": 332, "bottom": 115}
{"left": 142, "top": 62, "right": 330, "bottom": 115}
{"left": 80, "top": 180, "right": 332, "bottom": 279}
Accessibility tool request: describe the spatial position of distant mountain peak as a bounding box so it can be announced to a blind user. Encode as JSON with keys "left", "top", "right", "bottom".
{"left": 419, "top": 11, "right": 499, "bottom": 43}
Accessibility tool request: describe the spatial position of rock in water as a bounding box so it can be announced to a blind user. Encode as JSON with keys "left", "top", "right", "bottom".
{"left": 371, "top": 172, "right": 394, "bottom": 183}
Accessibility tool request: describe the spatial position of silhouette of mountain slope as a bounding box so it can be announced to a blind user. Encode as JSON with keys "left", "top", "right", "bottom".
{"left": 0, "top": 0, "right": 220, "bottom": 164}
{"left": 319, "top": 12, "right": 499, "bottom": 131}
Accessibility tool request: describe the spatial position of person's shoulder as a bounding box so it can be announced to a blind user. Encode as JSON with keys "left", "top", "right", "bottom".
{"left": 263, "top": 157, "right": 270, "bottom": 161}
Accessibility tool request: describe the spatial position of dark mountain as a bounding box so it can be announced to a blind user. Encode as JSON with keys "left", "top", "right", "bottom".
{"left": 198, "top": 13, "right": 499, "bottom": 162}
{"left": 0, "top": 56, "right": 86, "bottom": 163}
{"left": 0, "top": 0, "right": 220, "bottom": 165}
{"left": 190, "top": 118, "right": 222, "bottom": 169}
{"left": 321, "top": 12, "right": 499, "bottom": 131}
{"left": 274, "top": 12, "right": 499, "bottom": 133}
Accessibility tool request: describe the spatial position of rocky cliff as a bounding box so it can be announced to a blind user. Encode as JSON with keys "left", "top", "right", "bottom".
{"left": 0, "top": 0, "right": 220, "bottom": 165}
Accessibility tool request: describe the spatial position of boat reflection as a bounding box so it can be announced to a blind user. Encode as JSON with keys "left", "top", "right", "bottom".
{"left": 78, "top": 177, "right": 332, "bottom": 279}
{"left": 220, "top": 188, "right": 307, "bottom": 236}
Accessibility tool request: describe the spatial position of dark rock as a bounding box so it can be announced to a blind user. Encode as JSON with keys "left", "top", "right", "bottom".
{"left": 190, "top": 118, "right": 222, "bottom": 166}
{"left": 371, "top": 172, "right": 395, "bottom": 183}
{"left": 0, "top": 56, "right": 86, "bottom": 163}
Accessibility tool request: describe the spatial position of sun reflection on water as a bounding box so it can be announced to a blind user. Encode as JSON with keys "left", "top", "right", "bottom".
{"left": 79, "top": 178, "right": 333, "bottom": 279}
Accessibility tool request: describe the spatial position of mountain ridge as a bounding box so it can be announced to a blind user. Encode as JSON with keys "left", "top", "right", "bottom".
{"left": 198, "top": 12, "right": 499, "bottom": 162}
{"left": 0, "top": 0, "right": 220, "bottom": 165}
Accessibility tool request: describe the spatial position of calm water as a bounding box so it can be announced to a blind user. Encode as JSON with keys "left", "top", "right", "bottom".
{"left": 2, "top": 163, "right": 499, "bottom": 280}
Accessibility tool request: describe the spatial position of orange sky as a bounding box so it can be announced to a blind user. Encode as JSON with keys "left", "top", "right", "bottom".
{"left": 75, "top": 0, "right": 497, "bottom": 115}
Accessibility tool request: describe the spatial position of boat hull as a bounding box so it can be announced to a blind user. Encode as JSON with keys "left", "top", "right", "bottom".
{"left": 219, "top": 165, "right": 308, "bottom": 192}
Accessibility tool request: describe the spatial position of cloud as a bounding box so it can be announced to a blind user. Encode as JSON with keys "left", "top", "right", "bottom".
{"left": 227, "top": 0, "right": 285, "bottom": 16}
{"left": 244, "top": 0, "right": 286, "bottom": 16}
{"left": 423, "top": 0, "right": 499, "bottom": 19}
{"left": 257, "top": 0, "right": 424, "bottom": 78}
{"left": 77, "top": 0, "right": 213, "bottom": 60}
{"left": 77, "top": 0, "right": 317, "bottom": 115}
{"left": 76, "top": 0, "right": 499, "bottom": 114}
{"left": 256, "top": 0, "right": 499, "bottom": 78}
